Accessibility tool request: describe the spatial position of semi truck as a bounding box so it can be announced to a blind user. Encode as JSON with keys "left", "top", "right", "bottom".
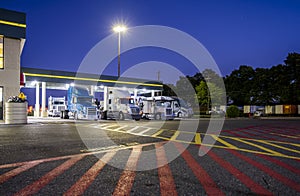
{"left": 47, "top": 96, "right": 67, "bottom": 117}
{"left": 66, "top": 86, "right": 97, "bottom": 120}
{"left": 141, "top": 96, "right": 174, "bottom": 120}
{"left": 171, "top": 97, "right": 194, "bottom": 118}
{"left": 103, "top": 88, "right": 141, "bottom": 120}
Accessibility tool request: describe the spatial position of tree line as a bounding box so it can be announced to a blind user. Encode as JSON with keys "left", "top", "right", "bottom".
{"left": 163, "top": 52, "right": 300, "bottom": 108}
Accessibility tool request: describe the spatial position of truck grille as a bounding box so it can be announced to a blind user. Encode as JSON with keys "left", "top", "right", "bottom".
{"left": 57, "top": 106, "right": 65, "bottom": 111}
{"left": 166, "top": 108, "right": 172, "bottom": 115}
{"left": 131, "top": 107, "right": 140, "bottom": 114}
{"left": 87, "top": 107, "right": 97, "bottom": 115}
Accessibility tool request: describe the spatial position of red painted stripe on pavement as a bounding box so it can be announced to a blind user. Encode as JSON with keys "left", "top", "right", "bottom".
{"left": 0, "top": 161, "right": 41, "bottom": 184}
{"left": 227, "top": 149, "right": 300, "bottom": 193}
{"left": 246, "top": 128, "right": 288, "bottom": 142}
{"left": 14, "top": 155, "right": 84, "bottom": 196}
{"left": 0, "top": 162, "right": 28, "bottom": 169}
{"left": 259, "top": 126, "right": 299, "bottom": 137}
{"left": 64, "top": 151, "right": 116, "bottom": 196}
{"left": 155, "top": 143, "right": 178, "bottom": 196}
{"left": 237, "top": 128, "right": 271, "bottom": 140}
{"left": 225, "top": 130, "right": 248, "bottom": 138}
{"left": 236, "top": 127, "right": 293, "bottom": 143}
{"left": 257, "top": 154, "right": 300, "bottom": 175}
{"left": 207, "top": 150, "right": 272, "bottom": 195}
{"left": 174, "top": 142, "right": 224, "bottom": 196}
{"left": 0, "top": 142, "right": 163, "bottom": 170}
{"left": 0, "top": 154, "right": 83, "bottom": 169}
{"left": 113, "top": 146, "right": 142, "bottom": 196}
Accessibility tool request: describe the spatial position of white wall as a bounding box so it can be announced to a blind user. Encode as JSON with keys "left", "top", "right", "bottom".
{"left": 0, "top": 37, "right": 22, "bottom": 120}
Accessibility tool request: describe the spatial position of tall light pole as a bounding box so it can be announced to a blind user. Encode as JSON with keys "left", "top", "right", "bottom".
{"left": 113, "top": 25, "right": 127, "bottom": 77}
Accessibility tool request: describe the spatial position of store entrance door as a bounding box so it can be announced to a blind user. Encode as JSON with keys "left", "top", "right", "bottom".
{"left": 0, "top": 87, "right": 3, "bottom": 120}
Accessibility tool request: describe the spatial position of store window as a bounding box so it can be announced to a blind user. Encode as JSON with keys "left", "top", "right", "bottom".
{"left": 0, "top": 36, "right": 3, "bottom": 69}
{"left": 0, "top": 87, "right": 3, "bottom": 120}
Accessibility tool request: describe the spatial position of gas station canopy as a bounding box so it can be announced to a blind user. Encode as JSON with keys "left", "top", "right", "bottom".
{"left": 21, "top": 67, "right": 163, "bottom": 92}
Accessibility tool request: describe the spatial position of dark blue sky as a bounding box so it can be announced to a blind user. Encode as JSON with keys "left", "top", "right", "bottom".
{"left": 1, "top": 0, "right": 300, "bottom": 80}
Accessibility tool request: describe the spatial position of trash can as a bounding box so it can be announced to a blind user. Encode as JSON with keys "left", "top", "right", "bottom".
{"left": 5, "top": 102, "right": 28, "bottom": 124}
{"left": 101, "top": 111, "right": 107, "bottom": 120}
{"left": 60, "top": 111, "right": 64, "bottom": 119}
{"left": 63, "top": 110, "right": 69, "bottom": 119}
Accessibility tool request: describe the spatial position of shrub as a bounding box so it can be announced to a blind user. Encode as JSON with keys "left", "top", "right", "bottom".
{"left": 226, "top": 105, "right": 240, "bottom": 118}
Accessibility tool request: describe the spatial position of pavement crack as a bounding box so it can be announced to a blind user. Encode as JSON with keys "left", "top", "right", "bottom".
{"left": 262, "top": 177, "right": 270, "bottom": 189}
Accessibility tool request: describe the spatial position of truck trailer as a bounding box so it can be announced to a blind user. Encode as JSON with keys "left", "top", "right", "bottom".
{"left": 104, "top": 88, "right": 141, "bottom": 121}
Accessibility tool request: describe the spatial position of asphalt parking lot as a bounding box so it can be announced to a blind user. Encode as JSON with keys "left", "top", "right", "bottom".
{"left": 0, "top": 117, "right": 299, "bottom": 195}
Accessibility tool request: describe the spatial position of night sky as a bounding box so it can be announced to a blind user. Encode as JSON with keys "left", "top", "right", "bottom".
{"left": 1, "top": 0, "right": 300, "bottom": 83}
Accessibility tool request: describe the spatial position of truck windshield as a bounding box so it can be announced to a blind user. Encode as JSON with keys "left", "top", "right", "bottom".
{"left": 120, "top": 98, "right": 134, "bottom": 105}
{"left": 178, "top": 99, "right": 189, "bottom": 108}
{"left": 54, "top": 101, "right": 64, "bottom": 105}
{"left": 156, "top": 101, "right": 170, "bottom": 107}
{"left": 77, "top": 97, "right": 93, "bottom": 105}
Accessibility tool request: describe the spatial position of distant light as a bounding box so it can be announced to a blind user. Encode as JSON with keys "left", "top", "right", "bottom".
{"left": 70, "top": 83, "right": 75, "bottom": 87}
{"left": 32, "top": 80, "right": 37, "bottom": 85}
{"left": 100, "top": 85, "right": 104, "bottom": 89}
{"left": 143, "top": 88, "right": 146, "bottom": 92}
{"left": 113, "top": 25, "right": 127, "bottom": 33}
{"left": 65, "top": 84, "right": 70, "bottom": 89}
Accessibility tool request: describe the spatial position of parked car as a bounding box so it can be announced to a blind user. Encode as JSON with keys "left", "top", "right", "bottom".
{"left": 254, "top": 109, "right": 264, "bottom": 117}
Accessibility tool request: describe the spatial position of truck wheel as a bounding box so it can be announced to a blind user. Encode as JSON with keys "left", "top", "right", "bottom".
{"left": 119, "top": 112, "right": 125, "bottom": 120}
{"left": 178, "top": 112, "right": 182, "bottom": 118}
{"left": 74, "top": 112, "right": 78, "bottom": 120}
{"left": 155, "top": 113, "right": 161, "bottom": 120}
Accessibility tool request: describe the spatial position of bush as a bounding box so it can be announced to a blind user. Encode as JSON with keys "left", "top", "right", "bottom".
{"left": 226, "top": 105, "right": 240, "bottom": 118}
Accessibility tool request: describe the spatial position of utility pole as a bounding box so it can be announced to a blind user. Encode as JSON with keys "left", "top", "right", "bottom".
{"left": 157, "top": 71, "right": 160, "bottom": 81}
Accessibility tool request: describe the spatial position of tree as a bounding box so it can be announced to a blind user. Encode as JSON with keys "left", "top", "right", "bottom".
{"left": 225, "top": 65, "right": 255, "bottom": 105}
{"left": 186, "top": 72, "right": 204, "bottom": 89}
{"left": 284, "top": 52, "right": 300, "bottom": 104}
{"left": 226, "top": 105, "right": 240, "bottom": 118}
{"left": 195, "top": 81, "right": 209, "bottom": 107}
{"left": 175, "top": 76, "right": 197, "bottom": 107}
{"left": 224, "top": 52, "right": 300, "bottom": 105}
{"left": 162, "top": 84, "right": 176, "bottom": 96}
{"left": 195, "top": 81, "right": 225, "bottom": 110}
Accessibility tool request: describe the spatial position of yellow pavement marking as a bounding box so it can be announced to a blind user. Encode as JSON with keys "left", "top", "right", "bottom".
{"left": 152, "top": 129, "right": 165, "bottom": 137}
{"left": 230, "top": 137, "right": 284, "bottom": 156}
{"left": 211, "top": 135, "right": 238, "bottom": 149}
{"left": 195, "top": 133, "right": 201, "bottom": 144}
{"left": 170, "top": 131, "right": 180, "bottom": 141}
{"left": 286, "top": 143, "right": 300, "bottom": 148}
{"left": 155, "top": 135, "right": 300, "bottom": 160}
{"left": 219, "top": 134, "right": 300, "bottom": 147}
{"left": 226, "top": 146, "right": 300, "bottom": 160}
{"left": 255, "top": 140, "right": 300, "bottom": 154}
{"left": 269, "top": 132, "right": 299, "bottom": 139}
{"left": 78, "top": 123, "right": 300, "bottom": 160}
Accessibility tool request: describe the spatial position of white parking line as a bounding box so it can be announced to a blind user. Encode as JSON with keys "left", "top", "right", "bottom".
{"left": 126, "top": 126, "right": 140, "bottom": 133}
{"left": 135, "top": 128, "right": 152, "bottom": 136}
{"left": 114, "top": 125, "right": 128, "bottom": 131}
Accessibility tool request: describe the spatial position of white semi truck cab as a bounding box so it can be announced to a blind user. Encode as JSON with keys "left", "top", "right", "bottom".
{"left": 141, "top": 96, "right": 174, "bottom": 120}
{"left": 47, "top": 96, "right": 67, "bottom": 117}
{"left": 105, "top": 89, "right": 141, "bottom": 120}
{"left": 171, "top": 97, "right": 194, "bottom": 118}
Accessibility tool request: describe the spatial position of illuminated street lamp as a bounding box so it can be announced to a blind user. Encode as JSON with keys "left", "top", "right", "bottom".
{"left": 113, "top": 25, "right": 127, "bottom": 77}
